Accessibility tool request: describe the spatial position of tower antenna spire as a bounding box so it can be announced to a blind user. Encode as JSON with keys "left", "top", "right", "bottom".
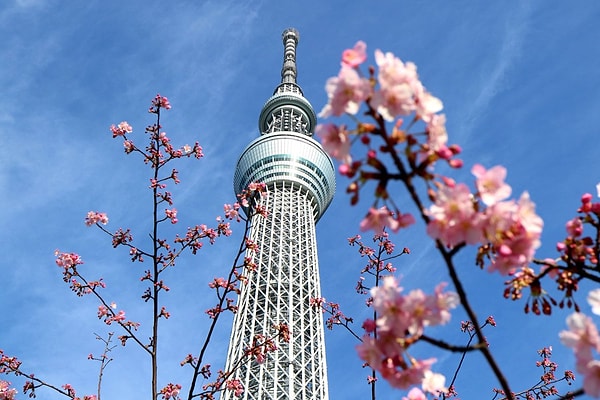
{"left": 281, "top": 28, "right": 299, "bottom": 84}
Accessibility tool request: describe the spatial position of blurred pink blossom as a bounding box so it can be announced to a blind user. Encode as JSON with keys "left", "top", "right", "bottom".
{"left": 319, "top": 66, "right": 371, "bottom": 117}
{"left": 472, "top": 164, "right": 511, "bottom": 206}
{"left": 342, "top": 40, "right": 367, "bottom": 67}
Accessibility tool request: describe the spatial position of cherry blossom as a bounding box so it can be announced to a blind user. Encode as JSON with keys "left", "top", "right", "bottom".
{"left": 357, "top": 276, "right": 456, "bottom": 390}
{"left": 472, "top": 164, "right": 511, "bottom": 206}
{"left": 370, "top": 50, "right": 420, "bottom": 121}
{"left": 84, "top": 211, "right": 109, "bottom": 226}
{"left": 110, "top": 121, "right": 132, "bottom": 138}
{"left": 426, "top": 183, "right": 483, "bottom": 247}
{"left": 425, "top": 113, "right": 448, "bottom": 153}
{"left": 484, "top": 193, "right": 543, "bottom": 275}
{"left": 421, "top": 370, "right": 447, "bottom": 395}
{"left": 159, "top": 383, "right": 181, "bottom": 399}
{"left": 226, "top": 379, "right": 244, "bottom": 397}
{"left": 0, "top": 380, "right": 16, "bottom": 400}
{"left": 224, "top": 203, "right": 241, "bottom": 222}
{"left": 589, "top": 289, "right": 600, "bottom": 316}
{"left": 319, "top": 65, "right": 371, "bottom": 117}
{"left": 560, "top": 313, "right": 600, "bottom": 369}
{"left": 359, "top": 206, "right": 409, "bottom": 235}
{"left": 123, "top": 140, "right": 135, "bottom": 154}
{"left": 316, "top": 123, "right": 352, "bottom": 164}
{"left": 402, "top": 387, "right": 426, "bottom": 400}
{"left": 565, "top": 216, "right": 584, "bottom": 238}
{"left": 165, "top": 208, "right": 178, "bottom": 224}
{"left": 341, "top": 40, "right": 367, "bottom": 67}
{"left": 415, "top": 90, "right": 444, "bottom": 122}
{"left": 582, "top": 361, "right": 600, "bottom": 397}
{"left": 150, "top": 94, "right": 171, "bottom": 112}
{"left": 560, "top": 312, "right": 600, "bottom": 397}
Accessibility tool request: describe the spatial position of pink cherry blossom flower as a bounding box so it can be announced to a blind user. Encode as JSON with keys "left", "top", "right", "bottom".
{"left": 483, "top": 193, "right": 543, "bottom": 275}
{"left": 319, "top": 66, "right": 371, "bottom": 117}
{"left": 560, "top": 313, "right": 600, "bottom": 370}
{"left": 566, "top": 217, "right": 584, "bottom": 237}
{"left": 426, "top": 183, "right": 483, "bottom": 247}
{"left": 425, "top": 114, "right": 448, "bottom": 153}
{"left": 110, "top": 121, "right": 133, "bottom": 138}
{"left": 402, "top": 388, "right": 426, "bottom": 400}
{"left": 316, "top": 123, "right": 352, "bottom": 164}
{"left": 370, "top": 50, "right": 421, "bottom": 121}
{"left": 105, "top": 310, "right": 126, "bottom": 325}
{"left": 97, "top": 305, "right": 108, "bottom": 318}
{"left": 582, "top": 360, "right": 600, "bottom": 397}
{"left": 360, "top": 206, "right": 401, "bottom": 235}
{"left": 382, "top": 357, "right": 437, "bottom": 390}
{"left": 370, "top": 82, "right": 414, "bottom": 121}
{"left": 224, "top": 203, "right": 241, "bottom": 222}
{"left": 370, "top": 276, "right": 408, "bottom": 334}
{"left": 358, "top": 276, "right": 457, "bottom": 390}
{"left": 421, "top": 370, "right": 447, "bottom": 395}
{"left": 342, "top": 40, "right": 367, "bottom": 67}
{"left": 471, "top": 164, "right": 512, "bottom": 206}
{"left": 423, "top": 282, "right": 460, "bottom": 327}
{"left": 208, "top": 277, "right": 228, "bottom": 289}
{"left": 84, "top": 211, "right": 109, "bottom": 226}
{"left": 151, "top": 94, "right": 171, "bottom": 111}
{"left": 159, "top": 383, "right": 181, "bottom": 400}
{"left": 374, "top": 49, "right": 419, "bottom": 89}
{"left": 226, "top": 379, "right": 244, "bottom": 397}
{"left": 396, "top": 212, "right": 416, "bottom": 229}
{"left": 55, "top": 251, "right": 84, "bottom": 269}
{"left": 123, "top": 140, "right": 134, "bottom": 154}
{"left": 589, "top": 289, "right": 600, "bottom": 316}
{"left": 165, "top": 208, "right": 178, "bottom": 224}
{"left": 415, "top": 91, "right": 444, "bottom": 122}
{"left": 0, "top": 380, "right": 17, "bottom": 400}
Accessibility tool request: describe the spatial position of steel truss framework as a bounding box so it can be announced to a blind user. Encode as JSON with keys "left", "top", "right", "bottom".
{"left": 223, "top": 181, "right": 328, "bottom": 400}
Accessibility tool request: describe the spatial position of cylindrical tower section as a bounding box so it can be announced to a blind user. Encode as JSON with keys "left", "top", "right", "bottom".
{"left": 234, "top": 132, "right": 335, "bottom": 221}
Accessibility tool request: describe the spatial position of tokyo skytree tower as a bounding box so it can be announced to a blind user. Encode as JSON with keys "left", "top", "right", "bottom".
{"left": 223, "top": 29, "right": 335, "bottom": 400}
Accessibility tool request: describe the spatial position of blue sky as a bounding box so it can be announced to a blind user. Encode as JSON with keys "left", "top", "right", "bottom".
{"left": 1, "top": 1, "right": 599, "bottom": 399}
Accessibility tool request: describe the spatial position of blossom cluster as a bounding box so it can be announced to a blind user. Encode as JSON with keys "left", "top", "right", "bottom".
{"left": 0, "top": 380, "right": 16, "bottom": 400}
{"left": 357, "top": 276, "right": 458, "bottom": 394}
{"left": 504, "top": 186, "right": 600, "bottom": 315}
{"left": 359, "top": 206, "right": 415, "bottom": 235}
{"left": 556, "top": 192, "right": 600, "bottom": 268}
{"left": 320, "top": 41, "right": 442, "bottom": 124}
{"left": 560, "top": 289, "right": 600, "bottom": 397}
{"left": 316, "top": 42, "right": 464, "bottom": 234}
{"left": 149, "top": 94, "right": 172, "bottom": 113}
{"left": 427, "top": 164, "right": 543, "bottom": 275}
{"left": 225, "top": 379, "right": 244, "bottom": 397}
{"left": 110, "top": 121, "right": 132, "bottom": 138}
{"left": 236, "top": 182, "right": 268, "bottom": 215}
{"left": 84, "top": 211, "right": 108, "bottom": 226}
{"left": 111, "top": 95, "right": 203, "bottom": 166}
{"left": 159, "top": 382, "right": 181, "bottom": 400}
{"left": 317, "top": 41, "right": 452, "bottom": 169}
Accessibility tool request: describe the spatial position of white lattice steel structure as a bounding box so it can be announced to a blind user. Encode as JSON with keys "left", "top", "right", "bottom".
{"left": 223, "top": 29, "right": 335, "bottom": 400}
